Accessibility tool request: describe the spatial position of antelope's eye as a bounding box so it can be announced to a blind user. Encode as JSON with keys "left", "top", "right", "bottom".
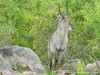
{"left": 64, "top": 20, "right": 68, "bottom": 23}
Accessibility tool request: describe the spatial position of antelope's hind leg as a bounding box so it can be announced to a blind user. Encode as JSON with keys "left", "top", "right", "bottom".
{"left": 50, "top": 57, "right": 52, "bottom": 70}
{"left": 54, "top": 51, "right": 60, "bottom": 70}
{"left": 48, "top": 51, "right": 53, "bottom": 70}
{"left": 60, "top": 51, "right": 65, "bottom": 69}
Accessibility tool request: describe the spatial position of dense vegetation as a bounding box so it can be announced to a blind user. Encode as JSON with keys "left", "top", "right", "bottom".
{"left": 0, "top": 0, "right": 100, "bottom": 74}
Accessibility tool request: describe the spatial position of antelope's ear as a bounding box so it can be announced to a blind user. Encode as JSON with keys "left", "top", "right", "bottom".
{"left": 64, "top": 15, "right": 68, "bottom": 18}
{"left": 58, "top": 14, "right": 62, "bottom": 21}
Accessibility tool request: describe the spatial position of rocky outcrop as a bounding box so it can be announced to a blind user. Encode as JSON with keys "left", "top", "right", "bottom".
{"left": 86, "top": 61, "right": 100, "bottom": 75}
{"left": 0, "top": 58, "right": 13, "bottom": 72}
{"left": 55, "top": 70, "right": 76, "bottom": 75}
{"left": 1, "top": 45, "right": 100, "bottom": 75}
{"left": 22, "top": 71, "right": 45, "bottom": 75}
{"left": 63, "top": 59, "right": 81, "bottom": 70}
{"left": 0, "top": 45, "right": 46, "bottom": 75}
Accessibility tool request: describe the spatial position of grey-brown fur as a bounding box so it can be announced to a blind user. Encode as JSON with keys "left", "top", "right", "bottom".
{"left": 48, "top": 13, "right": 73, "bottom": 70}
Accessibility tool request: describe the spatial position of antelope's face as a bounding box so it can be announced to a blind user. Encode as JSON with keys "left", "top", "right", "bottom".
{"left": 58, "top": 14, "right": 73, "bottom": 31}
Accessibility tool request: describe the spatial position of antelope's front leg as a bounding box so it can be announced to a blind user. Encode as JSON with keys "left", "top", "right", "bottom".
{"left": 48, "top": 50, "right": 53, "bottom": 70}
{"left": 50, "top": 57, "right": 52, "bottom": 70}
{"left": 54, "top": 51, "right": 59, "bottom": 70}
{"left": 60, "top": 50, "right": 65, "bottom": 69}
{"left": 56, "top": 42, "right": 60, "bottom": 50}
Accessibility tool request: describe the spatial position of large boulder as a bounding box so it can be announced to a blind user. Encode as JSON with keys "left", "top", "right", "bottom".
{"left": 0, "top": 54, "right": 13, "bottom": 75}
{"left": 1, "top": 71, "right": 22, "bottom": 75}
{"left": 0, "top": 57, "right": 13, "bottom": 72}
{"left": 86, "top": 61, "right": 100, "bottom": 75}
{"left": 0, "top": 45, "right": 46, "bottom": 74}
{"left": 23, "top": 71, "right": 45, "bottom": 75}
{"left": 63, "top": 59, "right": 81, "bottom": 70}
{"left": 55, "top": 70, "right": 76, "bottom": 75}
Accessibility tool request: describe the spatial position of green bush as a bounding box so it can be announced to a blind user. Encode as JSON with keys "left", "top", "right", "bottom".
{"left": 0, "top": 0, "right": 100, "bottom": 67}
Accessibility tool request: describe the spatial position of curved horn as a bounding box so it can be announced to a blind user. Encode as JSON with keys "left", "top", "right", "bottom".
{"left": 66, "top": 1, "right": 70, "bottom": 15}
{"left": 58, "top": 4, "right": 63, "bottom": 16}
{"left": 66, "top": 4, "right": 68, "bottom": 14}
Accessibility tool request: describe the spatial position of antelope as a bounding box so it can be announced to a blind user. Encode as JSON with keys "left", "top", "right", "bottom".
{"left": 48, "top": 5, "right": 73, "bottom": 70}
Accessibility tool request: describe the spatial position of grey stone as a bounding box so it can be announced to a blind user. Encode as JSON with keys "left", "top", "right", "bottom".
{"left": 0, "top": 45, "right": 46, "bottom": 74}
{"left": 23, "top": 71, "right": 45, "bottom": 75}
{"left": 86, "top": 61, "right": 100, "bottom": 75}
{"left": 63, "top": 59, "right": 81, "bottom": 70}
{"left": 0, "top": 58, "right": 13, "bottom": 72}
{"left": 55, "top": 70, "right": 76, "bottom": 75}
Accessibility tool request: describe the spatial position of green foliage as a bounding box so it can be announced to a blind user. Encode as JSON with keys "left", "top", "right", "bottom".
{"left": 46, "top": 70, "right": 56, "bottom": 75}
{"left": 76, "top": 63, "right": 90, "bottom": 75}
{"left": 0, "top": 0, "right": 100, "bottom": 70}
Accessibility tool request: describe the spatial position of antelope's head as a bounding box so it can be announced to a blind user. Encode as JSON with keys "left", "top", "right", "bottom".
{"left": 58, "top": 5, "right": 73, "bottom": 31}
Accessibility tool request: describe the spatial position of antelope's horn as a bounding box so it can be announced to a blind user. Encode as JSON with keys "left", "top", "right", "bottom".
{"left": 66, "top": 4, "right": 68, "bottom": 14}
{"left": 58, "top": 4, "right": 63, "bottom": 16}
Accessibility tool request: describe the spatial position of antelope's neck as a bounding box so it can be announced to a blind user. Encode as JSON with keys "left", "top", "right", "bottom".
{"left": 57, "top": 23, "right": 68, "bottom": 36}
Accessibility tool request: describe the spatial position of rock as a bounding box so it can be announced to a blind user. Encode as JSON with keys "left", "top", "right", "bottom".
{"left": 63, "top": 59, "right": 81, "bottom": 70}
{"left": 0, "top": 70, "right": 22, "bottom": 75}
{"left": 0, "top": 53, "right": 3, "bottom": 58}
{"left": 0, "top": 45, "right": 46, "bottom": 74}
{"left": 1, "top": 71, "right": 22, "bottom": 75}
{"left": 70, "top": 73, "right": 76, "bottom": 75}
{"left": 23, "top": 71, "right": 32, "bottom": 75}
{"left": 0, "top": 58, "right": 13, "bottom": 72}
{"left": 0, "top": 70, "right": 12, "bottom": 75}
{"left": 0, "top": 57, "right": 22, "bottom": 75}
{"left": 23, "top": 71, "right": 45, "bottom": 75}
{"left": 55, "top": 70, "right": 76, "bottom": 75}
{"left": 55, "top": 70, "right": 69, "bottom": 75}
{"left": 86, "top": 61, "right": 100, "bottom": 75}
{"left": 44, "top": 65, "right": 49, "bottom": 71}
{"left": 11, "top": 71, "right": 22, "bottom": 75}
